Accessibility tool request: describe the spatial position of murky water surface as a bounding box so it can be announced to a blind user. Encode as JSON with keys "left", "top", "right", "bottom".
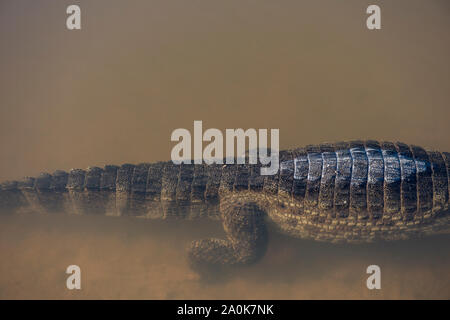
{"left": 1, "top": 0, "right": 449, "bottom": 299}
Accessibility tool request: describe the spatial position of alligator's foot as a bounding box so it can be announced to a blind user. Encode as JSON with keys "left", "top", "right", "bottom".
{"left": 187, "top": 201, "right": 268, "bottom": 279}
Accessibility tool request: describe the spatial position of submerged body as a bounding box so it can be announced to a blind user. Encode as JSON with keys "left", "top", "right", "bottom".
{"left": 1, "top": 140, "right": 449, "bottom": 269}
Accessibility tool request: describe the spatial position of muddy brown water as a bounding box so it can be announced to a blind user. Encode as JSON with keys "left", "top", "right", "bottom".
{"left": 0, "top": 0, "right": 449, "bottom": 299}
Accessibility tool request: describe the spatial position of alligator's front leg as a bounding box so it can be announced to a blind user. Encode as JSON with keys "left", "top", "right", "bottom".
{"left": 187, "top": 197, "right": 268, "bottom": 275}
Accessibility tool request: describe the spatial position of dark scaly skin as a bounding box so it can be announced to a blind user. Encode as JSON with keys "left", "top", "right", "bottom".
{"left": 0, "top": 141, "right": 449, "bottom": 271}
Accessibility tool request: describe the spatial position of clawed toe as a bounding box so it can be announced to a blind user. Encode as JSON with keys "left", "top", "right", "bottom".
{"left": 187, "top": 238, "right": 238, "bottom": 279}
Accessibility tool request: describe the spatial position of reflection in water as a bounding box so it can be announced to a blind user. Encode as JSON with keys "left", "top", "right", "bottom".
{"left": 0, "top": 213, "right": 448, "bottom": 299}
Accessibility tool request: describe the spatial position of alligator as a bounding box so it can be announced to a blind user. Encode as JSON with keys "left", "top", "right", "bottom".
{"left": 0, "top": 140, "right": 449, "bottom": 273}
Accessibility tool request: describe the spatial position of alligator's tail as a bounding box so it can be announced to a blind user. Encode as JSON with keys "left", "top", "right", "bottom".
{"left": 0, "top": 161, "right": 225, "bottom": 220}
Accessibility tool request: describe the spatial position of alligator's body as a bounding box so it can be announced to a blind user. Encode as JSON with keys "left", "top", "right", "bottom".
{"left": 1, "top": 140, "right": 449, "bottom": 270}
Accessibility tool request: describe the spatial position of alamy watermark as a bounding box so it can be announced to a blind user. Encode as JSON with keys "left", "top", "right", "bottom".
{"left": 66, "top": 265, "right": 81, "bottom": 290}
{"left": 66, "top": 5, "right": 380, "bottom": 32}
{"left": 366, "top": 265, "right": 381, "bottom": 290}
{"left": 171, "top": 121, "right": 279, "bottom": 175}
